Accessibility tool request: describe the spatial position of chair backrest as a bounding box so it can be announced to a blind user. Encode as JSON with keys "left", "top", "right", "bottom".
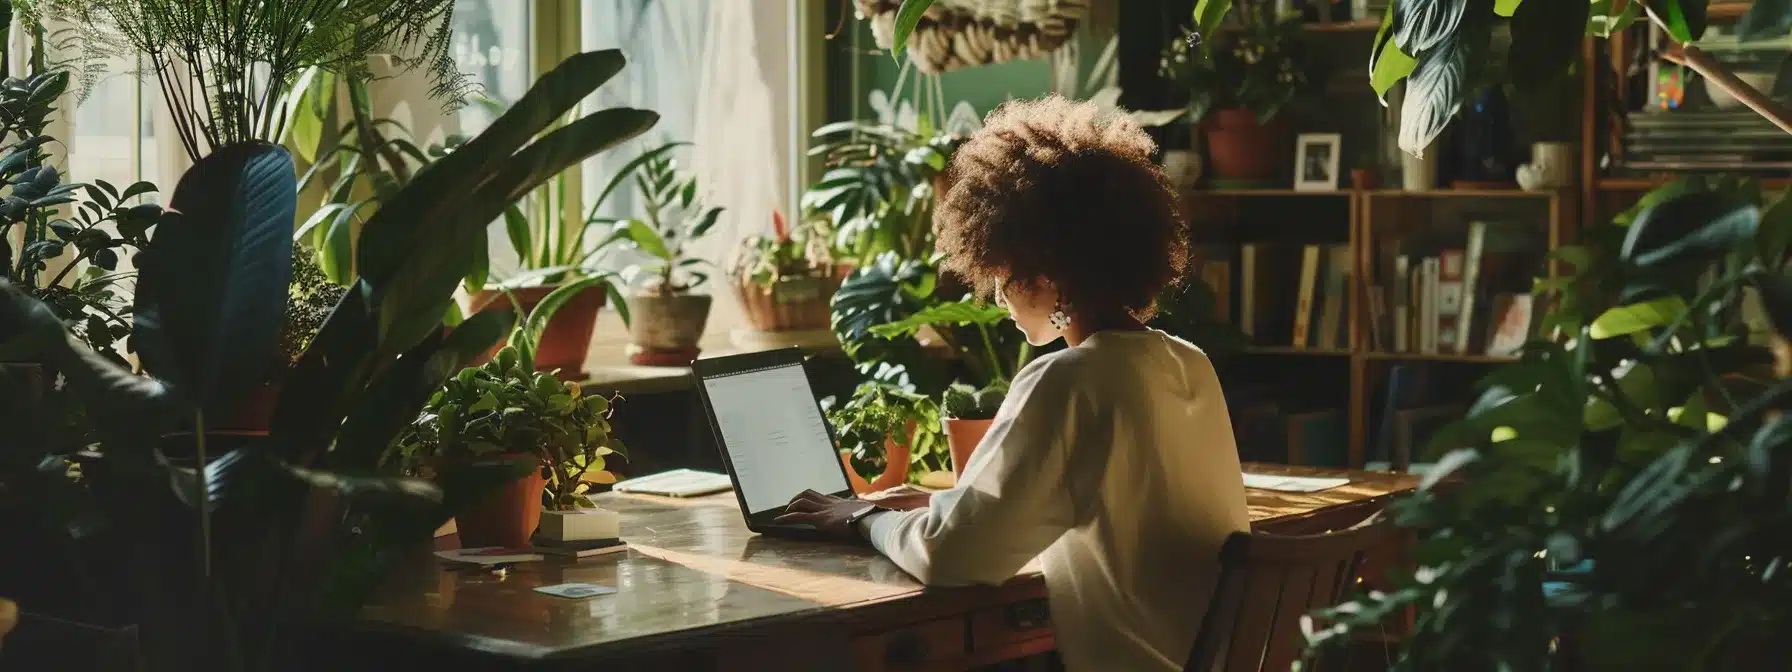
{"left": 1184, "top": 516, "right": 1395, "bottom": 672}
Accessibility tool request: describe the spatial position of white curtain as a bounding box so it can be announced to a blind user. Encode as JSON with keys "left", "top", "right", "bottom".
{"left": 687, "top": 0, "right": 793, "bottom": 340}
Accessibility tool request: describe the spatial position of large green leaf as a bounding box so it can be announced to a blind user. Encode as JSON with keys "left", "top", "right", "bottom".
{"left": 330, "top": 308, "right": 514, "bottom": 471}
{"left": 891, "top": 0, "right": 935, "bottom": 60}
{"left": 1193, "top": 0, "right": 1234, "bottom": 54}
{"left": 132, "top": 141, "right": 297, "bottom": 413}
{"left": 869, "top": 299, "right": 1008, "bottom": 340}
{"left": 1646, "top": 0, "right": 1709, "bottom": 43}
{"left": 1620, "top": 191, "right": 1759, "bottom": 269}
{"left": 1494, "top": 0, "right": 1522, "bottom": 16}
{"left": 831, "top": 253, "right": 938, "bottom": 355}
{"left": 357, "top": 49, "right": 631, "bottom": 285}
{"left": 374, "top": 106, "right": 658, "bottom": 356}
{"left": 1509, "top": 0, "right": 1589, "bottom": 91}
{"left": 1589, "top": 296, "right": 1689, "bottom": 339}
{"left": 1739, "top": 0, "right": 1792, "bottom": 41}
{"left": 1370, "top": 0, "right": 1419, "bottom": 100}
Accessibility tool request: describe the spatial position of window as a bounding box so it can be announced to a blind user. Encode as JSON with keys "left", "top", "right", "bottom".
{"left": 452, "top": 0, "right": 534, "bottom": 134}
{"left": 68, "top": 55, "right": 164, "bottom": 194}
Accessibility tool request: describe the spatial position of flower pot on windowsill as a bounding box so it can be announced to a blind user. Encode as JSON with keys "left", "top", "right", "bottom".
{"left": 625, "top": 292, "right": 711, "bottom": 367}
{"left": 943, "top": 417, "right": 994, "bottom": 475}
{"left": 839, "top": 433, "right": 911, "bottom": 494}
{"left": 466, "top": 284, "right": 608, "bottom": 378}
{"left": 446, "top": 454, "right": 546, "bottom": 549}
{"left": 734, "top": 272, "right": 845, "bottom": 333}
{"left": 1202, "top": 108, "right": 1280, "bottom": 186}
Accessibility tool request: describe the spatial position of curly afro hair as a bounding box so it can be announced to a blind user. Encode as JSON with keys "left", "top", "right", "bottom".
{"left": 933, "top": 95, "right": 1188, "bottom": 320}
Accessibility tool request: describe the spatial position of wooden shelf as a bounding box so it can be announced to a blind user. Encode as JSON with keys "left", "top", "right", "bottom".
{"left": 1305, "top": 19, "right": 1380, "bottom": 33}
{"left": 1709, "top": 2, "right": 1754, "bottom": 20}
{"left": 1242, "top": 346, "right": 1353, "bottom": 357}
{"left": 1189, "top": 188, "right": 1351, "bottom": 197}
{"left": 1598, "top": 176, "right": 1792, "bottom": 191}
{"left": 1363, "top": 352, "right": 1518, "bottom": 364}
{"left": 1365, "top": 189, "right": 1559, "bottom": 199}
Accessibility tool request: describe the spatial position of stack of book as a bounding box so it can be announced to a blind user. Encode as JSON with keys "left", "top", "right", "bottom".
{"left": 1622, "top": 109, "right": 1792, "bottom": 172}
{"left": 1368, "top": 221, "right": 1542, "bottom": 357}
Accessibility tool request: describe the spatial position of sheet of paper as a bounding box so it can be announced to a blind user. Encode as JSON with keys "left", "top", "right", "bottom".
{"left": 1242, "top": 472, "right": 1350, "bottom": 493}
{"left": 534, "top": 583, "right": 618, "bottom": 599}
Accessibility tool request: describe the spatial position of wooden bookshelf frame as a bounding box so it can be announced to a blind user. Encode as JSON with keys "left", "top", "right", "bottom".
{"left": 1191, "top": 188, "right": 1570, "bottom": 468}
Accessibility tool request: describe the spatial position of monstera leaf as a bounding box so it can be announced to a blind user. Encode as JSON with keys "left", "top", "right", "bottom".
{"left": 133, "top": 142, "right": 296, "bottom": 413}
{"left": 831, "top": 252, "right": 937, "bottom": 355}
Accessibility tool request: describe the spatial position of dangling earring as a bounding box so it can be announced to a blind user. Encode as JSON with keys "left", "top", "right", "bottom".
{"left": 1049, "top": 298, "right": 1072, "bottom": 331}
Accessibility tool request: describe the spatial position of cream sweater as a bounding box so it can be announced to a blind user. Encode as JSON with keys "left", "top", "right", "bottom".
{"left": 862, "top": 329, "right": 1249, "bottom": 671}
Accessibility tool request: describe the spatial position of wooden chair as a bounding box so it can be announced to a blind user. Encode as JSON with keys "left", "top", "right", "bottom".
{"left": 1184, "top": 515, "right": 1395, "bottom": 672}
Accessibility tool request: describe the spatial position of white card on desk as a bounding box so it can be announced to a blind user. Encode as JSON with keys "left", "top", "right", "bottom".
{"left": 534, "top": 583, "right": 617, "bottom": 599}
{"left": 1242, "top": 473, "right": 1350, "bottom": 493}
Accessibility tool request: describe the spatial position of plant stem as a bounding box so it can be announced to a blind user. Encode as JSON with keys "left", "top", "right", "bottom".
{"left": 977, "top": 323, "right": 1006, "bottom": 383}
{"left": 194, "top": 410, "right": 211, "bottom": 579}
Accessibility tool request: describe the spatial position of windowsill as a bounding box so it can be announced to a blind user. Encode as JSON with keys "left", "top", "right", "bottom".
{"left": 578, "top": 310, "right": 841, "bottom": 395}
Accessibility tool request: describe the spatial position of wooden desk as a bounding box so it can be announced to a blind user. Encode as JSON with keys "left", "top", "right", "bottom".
{"left": 348, "top": 465, "right": 1416, "bottom": 671}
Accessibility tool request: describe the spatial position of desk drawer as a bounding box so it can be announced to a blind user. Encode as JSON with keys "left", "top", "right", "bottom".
{"left": 970, "top": 597, "right": 1053, "bottom": 652}
{"left": 850, "top": 616, "right": 968, "bottom": 671}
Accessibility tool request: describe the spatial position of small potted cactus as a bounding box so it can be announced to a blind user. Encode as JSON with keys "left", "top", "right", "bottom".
{"left": 940, "top": 380, "right": 1008, "bottom": 474}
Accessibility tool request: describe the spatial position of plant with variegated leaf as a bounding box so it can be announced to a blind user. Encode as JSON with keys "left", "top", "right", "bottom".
{"left": 604, "top": 144, "right": 725, "bottom": 295}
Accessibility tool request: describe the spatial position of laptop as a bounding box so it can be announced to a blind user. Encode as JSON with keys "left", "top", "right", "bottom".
{"left": 691, "top": 348, "right": 860, "bottom": 540}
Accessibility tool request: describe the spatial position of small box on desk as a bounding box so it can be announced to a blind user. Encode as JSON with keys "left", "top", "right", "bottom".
{"left": 538, "top": 508, "right": 621, "bottom": 543}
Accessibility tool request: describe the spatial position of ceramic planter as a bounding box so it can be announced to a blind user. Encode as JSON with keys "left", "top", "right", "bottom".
{"left": 1203, "top": 108, "right": 1278, "bottom": 186}
{"left": 839, "top": 432, "right": 912, "bottom": 494}
{"left": 943, "top": 417, "right": 993, "bottom": 475}
{"left": 625, "top": 292, "right": 711, "bottom": 367}
{"left": 449, "top": 455, "right": 546, "bottom": 549}
{"left": 466, "top": 284, "right": 608, "bottom": 377}
{"left": 1516, "top": 141, "right": 1576, "bottom": 191}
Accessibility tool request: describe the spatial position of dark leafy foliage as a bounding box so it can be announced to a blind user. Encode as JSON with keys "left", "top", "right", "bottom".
{"left": 0, "top": 50, "right": 657, "bottom": 671}
{"left": 1305, "top": 178, "right": 1792, "bottom": 669}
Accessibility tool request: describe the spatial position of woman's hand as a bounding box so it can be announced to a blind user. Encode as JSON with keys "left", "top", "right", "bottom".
{"left": 775, "top": 490, "right": 879, "bottom": 540}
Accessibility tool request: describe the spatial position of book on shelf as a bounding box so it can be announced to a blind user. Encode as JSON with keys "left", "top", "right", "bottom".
{"left": 1373, "top": 222, "right": 1543, "bottom": 356}
{"left": 1293, "top": 246, "right": 1323, "bottom": 348}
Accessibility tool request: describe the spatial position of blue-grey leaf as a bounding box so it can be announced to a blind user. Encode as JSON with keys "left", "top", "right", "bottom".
{"left": 1394, "top": 0, "right": 1469, "bottom": 54}
{"left": 1397, "top": 36, "right": 1468, "bottom": 156}
{"left": 132, "top": 141, "right": 297, "bottom": 413}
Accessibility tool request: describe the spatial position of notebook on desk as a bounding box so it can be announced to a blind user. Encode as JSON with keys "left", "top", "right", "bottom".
{"left": 611, "top": 469, "right": 734, "bottom": 497}
{"left": 1242, "top": 472, "right": 1350, "bottom": 493}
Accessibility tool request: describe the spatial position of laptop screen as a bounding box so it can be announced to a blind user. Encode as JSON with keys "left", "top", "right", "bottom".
{"left": 700, "top": 362, "right": 851, "bottom": 514}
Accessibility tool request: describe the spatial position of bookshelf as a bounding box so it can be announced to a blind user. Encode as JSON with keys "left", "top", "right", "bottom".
{"left": 1187, "top": 188, "right": 1569, "bottom": 469}
{"left": 1187, "top": 3, "right": 1768, "bottom": 472}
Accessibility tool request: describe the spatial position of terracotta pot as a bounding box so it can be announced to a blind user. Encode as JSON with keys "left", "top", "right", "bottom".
{"left": 450, "top": 455, "right": 546, "bottom": 549}
{"left": 734, "top": 272, "right": 844, "bottom": 332}
{"left": 943, "top": 418, "right": 993, "bottom": 475}
{"left": 1203, "top": 108, "right": 1279, "bottom": 185}
{"left": 212, "top": 382, "right": 280, "bottom": 432}
{"left": 839, "top": 433, "right": 912, "bottom": 494}
{"left": 626, "top": 292, "right": 712, "bottom": 366}
{"left": 466, "top": 284, "right": 608, "bottom": 377}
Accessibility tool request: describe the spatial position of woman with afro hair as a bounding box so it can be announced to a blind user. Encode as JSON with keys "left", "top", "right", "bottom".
{"left": 777, "top": 95, "right": 1248, "bottom": 671}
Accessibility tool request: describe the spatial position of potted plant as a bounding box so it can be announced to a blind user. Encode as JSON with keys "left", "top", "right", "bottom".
{"left": 1160, "top": 4, "right": 1313, "bottom": 186}
{"left": 730, "top": 211, "right": 849, "bottom": 342}
{"left": 1302, "top": 177, "right": 1792, "bottom": 668}
{"left": 387, "top": 338, "right": 624, "bottom": 549}
{"left": 0, "top": 48, "right": 656, "bottom": 670}
{"left": 826, "top": 381, "right": 938, "bottom": 492}
{"left": 940, "top": 380, "right": 1007, "bottom": 474}
{"left": 803, "top": 121, "right": 961, "bottom": 266}
{"left": 458, "top": 121, "right": 676, "bottom": 377}
{"left": 607, "top": 147, "right": 724, "bottom": 366}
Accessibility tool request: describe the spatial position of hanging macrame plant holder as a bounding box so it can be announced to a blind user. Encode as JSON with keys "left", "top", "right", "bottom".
{"left": 857, "top": 0, "right": 1088, "bottom": 74}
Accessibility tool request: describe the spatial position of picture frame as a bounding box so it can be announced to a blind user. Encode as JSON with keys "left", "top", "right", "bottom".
{"left": 1294, "top": 133, "right": 1343, "bottom": 192}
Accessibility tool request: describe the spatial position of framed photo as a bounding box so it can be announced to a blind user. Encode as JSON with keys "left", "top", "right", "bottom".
{"left": 1294, "top": 133, "right": 1342, "bottom": 192}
